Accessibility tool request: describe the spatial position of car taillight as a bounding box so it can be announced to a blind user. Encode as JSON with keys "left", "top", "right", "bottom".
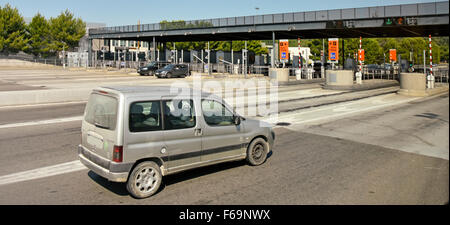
{"left": 113, "top": 145, "right": 123, "bottom": 163}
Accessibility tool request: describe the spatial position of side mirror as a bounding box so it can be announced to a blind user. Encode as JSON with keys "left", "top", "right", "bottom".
{"left": 233, "top": 115, "right": 241, "bottom": 126}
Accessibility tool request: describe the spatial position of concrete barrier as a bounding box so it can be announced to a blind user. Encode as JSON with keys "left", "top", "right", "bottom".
{"left": 398, "top": 72, "right": 448, "bottom": 97}
{"left": 269, "top": 68, "right": 289, "bottom": 82}
{"left": 0, "top": 59, "right": 59, "bottom": 68}
{"left": 326, "top": 70, "right": 354, "bottom": 86}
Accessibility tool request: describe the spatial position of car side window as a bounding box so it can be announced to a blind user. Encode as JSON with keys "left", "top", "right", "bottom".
{"left": 201, "top": 100, "right": 234, "bottom": 126}
{"left": 163, "top": 99, "right": 196, "bottom": 130}
{"left": 129, "top": 101, "right": 162, "bottom": 132}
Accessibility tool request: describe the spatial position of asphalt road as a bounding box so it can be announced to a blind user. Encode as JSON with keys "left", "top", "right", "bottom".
{"left": 0, "top": 84, "right": 447, "bottom": 204}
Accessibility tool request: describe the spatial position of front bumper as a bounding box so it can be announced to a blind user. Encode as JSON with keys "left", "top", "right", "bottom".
{"left": 78, "top": 145, "right": 132, "bottom": 182}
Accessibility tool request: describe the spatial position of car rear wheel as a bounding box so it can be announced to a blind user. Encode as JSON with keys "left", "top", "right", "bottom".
{"left": 246, "top": 137, "right": 269, "bottom": 166}
{"left": 126, "top": 161, "right": 162, "bottom": 199}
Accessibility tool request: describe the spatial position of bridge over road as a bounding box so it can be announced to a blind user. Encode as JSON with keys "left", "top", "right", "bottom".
{"left": 89, "top": 1, "right": 449, "bottom": 42}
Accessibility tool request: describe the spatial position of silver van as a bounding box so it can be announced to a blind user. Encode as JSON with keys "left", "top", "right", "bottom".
{"left": 78, "top": 86, "right": 275, "bottom": 198}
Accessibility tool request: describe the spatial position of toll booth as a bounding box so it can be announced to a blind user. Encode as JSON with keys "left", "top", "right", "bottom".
{"left": 190, "top": 50, "right": 199, "bottom": 63}
{"left": 209, "top": 50, "right": 217, "bottom": 64}
{"left": 255, "top": 55, "right": 265, "bottom": 66}
{"left": 344, "top": 58, "right": 354, "bottom": 70}
{"left": 292, "top": 55, "right": 299, "bottom": 68}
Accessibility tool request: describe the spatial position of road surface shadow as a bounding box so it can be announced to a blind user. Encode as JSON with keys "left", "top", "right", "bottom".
{"left": 87, "top": 151, "right": 274, "bottom": 198}
{"left": 87, "top": 171, "right": 129, "bottom": 196}
{"left": 159, "top": 152, "right": 273, "bottom": 193}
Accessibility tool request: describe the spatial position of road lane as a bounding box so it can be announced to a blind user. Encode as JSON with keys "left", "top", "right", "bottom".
{"left": 0, "top": 69, "right": 447, "bottom": 204}
{"left": 300, "top": 93, "right": 449, "bottom": 160}
{"left": 0, "top": 102, "right": 86, "bottom": 125}
{"left": 0, "top": 121, "right": 81, "bottom": 176}
{"left": 0, "top": 127, "right": 447, "bottom": 204}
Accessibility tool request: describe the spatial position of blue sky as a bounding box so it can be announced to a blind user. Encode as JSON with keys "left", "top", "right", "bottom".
{"left": 1, "top": 0, "right": 440, "bottom": 26}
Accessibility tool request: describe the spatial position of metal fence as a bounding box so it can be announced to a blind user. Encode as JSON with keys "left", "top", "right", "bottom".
{"left": 361, "top": 66, "right": 400, "bottom": 80}
{"left": 0, "top": 53, "right": 63, "bottom": 66}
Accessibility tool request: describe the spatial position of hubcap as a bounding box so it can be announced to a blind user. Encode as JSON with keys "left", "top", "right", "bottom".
{"left": 252, "top": 143, "right": 265, "bottom": 161}
{"left": 135, "top": 167, "right": 158, "bottom": 193}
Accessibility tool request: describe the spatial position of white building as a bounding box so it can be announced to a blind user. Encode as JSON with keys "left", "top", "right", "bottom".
{"left": 288, "top": 47, "right": 311, "bottom": 63}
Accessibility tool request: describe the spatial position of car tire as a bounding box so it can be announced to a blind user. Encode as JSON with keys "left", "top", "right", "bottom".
{"left": 167, "top": 72, "right": 172, "bottom": 78}
{"left": 246, "top": 137, "right": 269, "bottom": 166}
{"left": 126, "top": 161, "right": 162, "bottom": 199}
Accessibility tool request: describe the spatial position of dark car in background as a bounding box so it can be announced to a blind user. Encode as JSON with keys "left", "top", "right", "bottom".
{"left": 155, "top": 64, "right": 189, "bottom": 78}
{"left": 137, "top": 61, "right": 168, "bottom": 76}
{"left": 366, "top": 64, "right": 380, "bottom": 73}
{"left": 313, "top": 61, "right": 330, "bottom": 76}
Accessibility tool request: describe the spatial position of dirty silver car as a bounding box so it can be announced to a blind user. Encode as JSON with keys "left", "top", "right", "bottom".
{"left": 78, "top": 86, "right": 275, "bottom": 198}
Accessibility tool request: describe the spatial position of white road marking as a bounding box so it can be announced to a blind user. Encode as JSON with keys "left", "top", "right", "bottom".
{"left": 0, "top": 160, "right": 87, "bottom": 186}
{"left": 0, "top": 116, "right": 82, "bottom": 129}
{"left": 292, "top": 97, "right": 419, "bottom": 125}
{"left": 265, "top": 94, "right": 420, "bottom": 126}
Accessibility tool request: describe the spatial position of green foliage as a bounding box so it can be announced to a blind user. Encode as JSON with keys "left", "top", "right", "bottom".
{"left": 289, "top": 37, "right": 448, "bottom": 64}
{"left": 0, "top": 4, "right": 86, "bottom": 56}
{"left": 164, "top": 40, "right": 268, "bottom": 55}
{"left": 27, "top": 13, "right": 51, "bottom": 56}
{"left": 0, "top": 4, "right": 29, "bottom": 54}
{"left": 48, "top": 9, "right": 86, "bottom": 52}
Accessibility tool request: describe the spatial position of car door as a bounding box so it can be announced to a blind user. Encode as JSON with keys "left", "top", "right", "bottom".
{"left": 174, "top": 65, "right": 181, "bottom": 76}
{"left": 124, "top": 99, "right": 166, "bottom": 165}
{"left": 162, "top": 97, "right": 202, "bottom": 172}
{"left": 200, "top": 99, "right": 244, "bottom": 162}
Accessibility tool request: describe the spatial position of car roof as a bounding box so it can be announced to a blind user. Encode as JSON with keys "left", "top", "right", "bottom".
{"left": 96, "top": 85, "right": 217, "bottom": 99}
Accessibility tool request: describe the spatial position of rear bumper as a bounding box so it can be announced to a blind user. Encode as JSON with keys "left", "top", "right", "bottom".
{"left": 78, "top": 145, "right": 132, "bottom": 182}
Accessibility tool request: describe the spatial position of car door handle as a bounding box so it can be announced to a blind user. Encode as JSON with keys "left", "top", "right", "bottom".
{"left": 194, "top": 128, "right": 203, "bottom": 136}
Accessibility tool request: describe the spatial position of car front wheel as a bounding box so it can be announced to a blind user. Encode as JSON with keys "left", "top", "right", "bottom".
{"left": 246, "top": 137, "right": 269, "bottom": 166}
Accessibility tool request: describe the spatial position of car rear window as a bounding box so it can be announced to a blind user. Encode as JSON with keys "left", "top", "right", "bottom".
{"left": 84, "top": 93, "right": 118, "bottom": 130}
{"left": 129, "top": 101, "right": 162, "bottom": 132}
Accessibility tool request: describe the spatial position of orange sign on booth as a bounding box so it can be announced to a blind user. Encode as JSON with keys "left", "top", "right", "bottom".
{"left": 279, "top": 40, "right": 289, "bottom": 61}
{"left": 358, "top": 49, "right": 365, "bottom": 62}
{"left": 389, "top": 49, "right": 397, "bottom": 62}
{"left": 328, "top": 38, "right": 339, "bottom": 61}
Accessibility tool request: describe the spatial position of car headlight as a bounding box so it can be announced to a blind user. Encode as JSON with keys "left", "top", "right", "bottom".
{"left": 142, "top": 68, "right": 148, "bottom": 70}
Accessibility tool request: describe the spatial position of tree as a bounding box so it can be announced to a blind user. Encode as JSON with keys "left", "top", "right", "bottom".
{"left": 48, "top": 9, "right": 86, "bottom": 53}
{"left": 0, "top": 4, "right": 28, "bottom": 54}
{"left": 27, "top": 13, "right": 51, "bottom": 57}
{"left": 435, "top": 37, "right": 449, "bottom": 63}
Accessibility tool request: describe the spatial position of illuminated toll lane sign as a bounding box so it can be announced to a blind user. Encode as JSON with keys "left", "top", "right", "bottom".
{"left": 328, "top": 38, "right": 339, "bottom": 61}
{"left": 279, "top": 40, "right": 289, "bottom": 62}
{"left": 389, "top": 49, "right": 397, "bottom": 62}
{"left": 359, "top": 49, "right": 365, "bottom": 62}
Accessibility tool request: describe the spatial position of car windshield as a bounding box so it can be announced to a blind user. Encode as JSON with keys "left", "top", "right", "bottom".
{"left": 162, "top": 64, "right": 174, "bottom": 70}
{"left": 145, "top": 62, "right": 156, "bottom": 67}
